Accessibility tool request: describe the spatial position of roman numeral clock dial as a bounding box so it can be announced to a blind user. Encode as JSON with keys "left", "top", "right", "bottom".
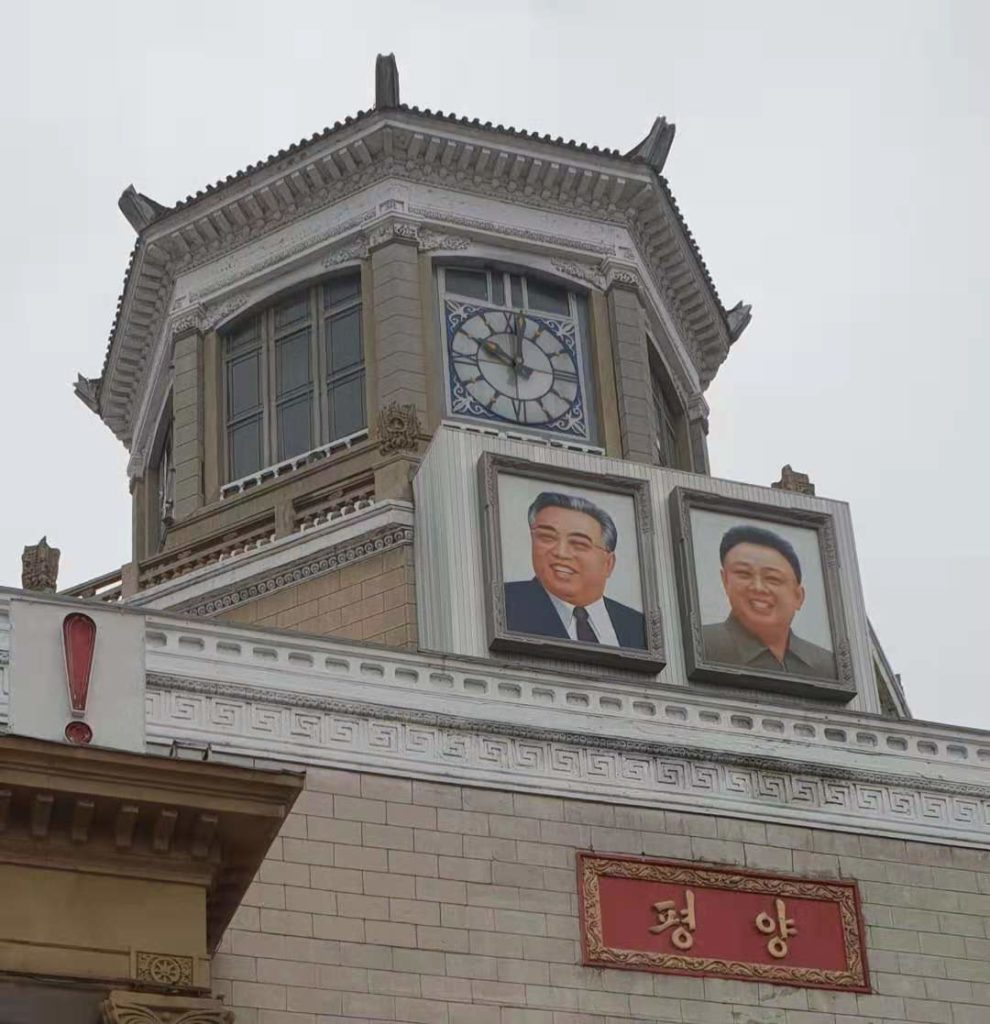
{"left": 445, "top": 303, "right": 589, "bottom": 440}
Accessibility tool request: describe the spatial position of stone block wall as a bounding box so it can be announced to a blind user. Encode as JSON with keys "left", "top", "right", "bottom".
{"left": 213, "top": 768, "right": 990, "bottom": 1023}
{"left": 372, "top": 240, "right": 428, "bottom": 422}
{"left": 216, "top": 546, "right": 416, "bottom": 648}
{"left": 172, "top": 329, "right": 205, "bottom": 521}
{"left": 607, "top": 285, "right": 655, "bottom": 466}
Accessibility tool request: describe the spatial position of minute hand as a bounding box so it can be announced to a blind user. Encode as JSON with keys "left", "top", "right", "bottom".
{"left": 512, "top": 312, "right": 533, "bottom": 379}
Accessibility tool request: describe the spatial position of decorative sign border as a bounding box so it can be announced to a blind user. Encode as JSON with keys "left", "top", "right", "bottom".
{"left": 578, "top": 853, "right": 870, "bottom": 992}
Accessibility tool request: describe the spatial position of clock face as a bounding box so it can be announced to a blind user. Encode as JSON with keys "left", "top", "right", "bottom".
{"left": 445, "top": 301, "right": 589, "bottom": 439}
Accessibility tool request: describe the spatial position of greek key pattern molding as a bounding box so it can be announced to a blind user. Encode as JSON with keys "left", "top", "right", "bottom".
{"left": 144, "top": 676, "right": 990, "bottom": 847}
{"left": 170, "top": 524, "right": 413, "bottom": 617}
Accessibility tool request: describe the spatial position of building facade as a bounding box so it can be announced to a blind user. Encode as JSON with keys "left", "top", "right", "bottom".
{"left": 1, "top": 55, "right": 984, "bottom": 1023}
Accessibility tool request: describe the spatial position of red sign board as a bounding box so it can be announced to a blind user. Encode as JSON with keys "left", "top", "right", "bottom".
{"left": 578, "top": 853, "right": 869, "bottom": 992}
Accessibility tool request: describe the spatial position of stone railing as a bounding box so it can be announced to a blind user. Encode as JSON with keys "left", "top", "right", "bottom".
{"left": 60, "top": 568, "right": 124, "bottom": 603}
{"left": 137, "top": 515, "right": 277, "bottom": 590}
{"left": 292, "top": 477, "right": 376, "bottom": 532}
{"left": 219, "top": 428, "right": 370, "bottom": 499}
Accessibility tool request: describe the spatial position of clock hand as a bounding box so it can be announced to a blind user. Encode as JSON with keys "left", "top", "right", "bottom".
{"left": 480, "top": 339, "right": 515, "bottom": 367}
{"left": 511, "top": 311, "right": 534, "bottom": 379}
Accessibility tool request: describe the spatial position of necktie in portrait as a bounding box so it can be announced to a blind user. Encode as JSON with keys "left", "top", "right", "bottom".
{"left": 574, "top": 606, "right": 599, "bottom": 644}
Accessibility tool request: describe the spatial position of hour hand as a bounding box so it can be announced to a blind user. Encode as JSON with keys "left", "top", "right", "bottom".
{"left": 480, "top": 340, "right": 514, "bottom": 366}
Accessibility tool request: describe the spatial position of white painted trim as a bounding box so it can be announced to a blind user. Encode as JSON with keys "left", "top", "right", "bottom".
{"left": 126, "top": 500, "right": 413, "bottom": 610}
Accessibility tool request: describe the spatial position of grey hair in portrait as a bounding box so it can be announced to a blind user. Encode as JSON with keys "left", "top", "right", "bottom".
{"left": 527, "top": 492, "right": 618, "bottom": 552}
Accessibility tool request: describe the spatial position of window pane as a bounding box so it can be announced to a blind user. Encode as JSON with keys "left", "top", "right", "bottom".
{"left": 329, "top": 374, "right": 366, "bottom": 439}
{"left": 276, "top": 329, "right": 312, "bottom": 395}
{"left": 527, "top": 278, "right": 570, "bottom": 316}
{"left": 227, "top": 317, "right": 260, "bottom": 352}
{"left": 445, "top": 268, "right": 489, "bottom": 301}
{"left": 275, "top": 291, "right": 310, "bottom": 331}
{"left": 509, "top": 274, "right": 523, "bottom": 307}
{"left": 230, "top": 416, "right": 263, "bottom": 479}
{"left": 228, "top": 352, "right": 261, "bottom": 417}
{"left": 491, "top": 274, "right": 505, "bottom": 306}
{"left": 324, "top": 273, "right": 360, "bottom": 308}
{"left": 326, "top": 308, "right": 363, "bottom": 374}
{"left": 278, "top": 394, "right": 312, "bottom": 460}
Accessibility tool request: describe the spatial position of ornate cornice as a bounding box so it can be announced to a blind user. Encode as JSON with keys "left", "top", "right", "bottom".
{"left": 145, "top": 673, "right": 990, "bottom": 848}
{"left": 93, "top": 113, "right": 738, "bottom": 445}
{"left": 170, "top": 523, "right": 413, "bottom": 617}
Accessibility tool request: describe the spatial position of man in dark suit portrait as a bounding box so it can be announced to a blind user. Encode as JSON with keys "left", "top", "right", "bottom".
{"left": 504, "top": 492, "right": 646, "bottom": 649}
{"left": 702, "top": 524, "right": 836, "bottom": 679}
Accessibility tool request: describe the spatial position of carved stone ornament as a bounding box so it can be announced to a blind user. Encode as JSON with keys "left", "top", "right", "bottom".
{"left": 772, "top": 464, "right": 816, "bottom": 496}
{"left": 368, "top": 218, "right": 419, "bottom": 250}
{"left": 169, "top": 308, "right": 205, "bottom": 337}
{"left": 416, "top": 229, "right": 470, "bottom": 253}
{"left": 202, "top": 295, "right": 249, "bottom": 332}
{"left": 550, "top": 257, "right": 606, "bottom": 290}
{"left": 21, "top": 536, "right": 60, "bottom": 593}
{"left": 101, "top": 990, "right": 233, "bottom": 1024}
{"left": 135, "top": 951, "right": 194, "bottom": 986}
{"left": 377, "top": 402, "right": 421, "bottom": 455}
{"left": 323, "top": 234, "right": 370, "bottom": 268}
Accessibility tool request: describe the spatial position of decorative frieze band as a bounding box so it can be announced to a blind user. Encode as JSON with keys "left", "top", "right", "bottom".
{"left": 171, "top": 524, "right": 413, "bottom": 617}
{"left": 145, "top": 674, "right": 990, "bottom": 848}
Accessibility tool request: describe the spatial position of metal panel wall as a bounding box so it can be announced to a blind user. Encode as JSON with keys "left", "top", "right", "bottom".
{"left": 413, "top": 425, "right": 877, "bottom": 714}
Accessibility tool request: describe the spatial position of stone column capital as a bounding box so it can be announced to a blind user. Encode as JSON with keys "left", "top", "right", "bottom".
{"left": 101, "top": 990, "right": 234, "bottom": 1024}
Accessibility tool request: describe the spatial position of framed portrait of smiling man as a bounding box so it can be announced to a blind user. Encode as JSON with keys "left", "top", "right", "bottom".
{"left": 478, "top": 454, "right": 665, "bottom": 672}
{"left": 670, "top": 488, "right": 856, "bottom": 702}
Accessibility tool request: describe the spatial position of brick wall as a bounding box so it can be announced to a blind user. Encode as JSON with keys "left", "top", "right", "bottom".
{"left": 213, "top": 768, "right": 990, "bottom": 1023}
{"left": 216, "top": 546, "right": 416, "bottom": 648}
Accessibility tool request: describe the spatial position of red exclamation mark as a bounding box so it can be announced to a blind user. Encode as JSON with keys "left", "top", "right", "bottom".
{"left": 62, "top": 612, "right": 96, "bottom": 745}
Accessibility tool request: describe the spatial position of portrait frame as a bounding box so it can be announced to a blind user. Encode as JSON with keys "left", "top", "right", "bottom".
{"left": 669, "top": 487, "right": 856, "bottom": 702}
{"left": 478, "top": 453, "right": 666, "bottom": 672}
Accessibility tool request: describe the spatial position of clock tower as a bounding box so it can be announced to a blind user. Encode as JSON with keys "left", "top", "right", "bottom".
{"left": 69, "top": 54, "right": 750, "bottom": 647}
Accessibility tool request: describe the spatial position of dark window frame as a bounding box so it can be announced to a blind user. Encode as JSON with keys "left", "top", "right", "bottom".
{"left": 221, "top": 271, "right": 365, "bottom": 483}
{"left": 648, "top": 344, "right": 686, "bottom": 469}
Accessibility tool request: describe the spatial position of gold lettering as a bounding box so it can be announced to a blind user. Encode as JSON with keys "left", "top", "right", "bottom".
{"left": 649, "top": 889, "right": 696, "bottom": 950}
{"left": 755, "top": 897, "right": 797, "bottom": 959}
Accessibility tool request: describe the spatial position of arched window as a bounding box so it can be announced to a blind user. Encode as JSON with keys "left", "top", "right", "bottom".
{"left": 221, "top": 272, "right": 365, "bottom": 482}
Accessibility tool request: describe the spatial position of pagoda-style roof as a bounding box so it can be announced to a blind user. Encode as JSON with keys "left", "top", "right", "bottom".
{"left": 81, "top": 56, "right": 750, "bottom": 447}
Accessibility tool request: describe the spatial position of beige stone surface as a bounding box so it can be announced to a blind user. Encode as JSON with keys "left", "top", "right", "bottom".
{"left": 217, "top": 545, "right": 417, "bottom": 648}
{"left": 214, "top": 769, "right": 990, "bottom": 1023}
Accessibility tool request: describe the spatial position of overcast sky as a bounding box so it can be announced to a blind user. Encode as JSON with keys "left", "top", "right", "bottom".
{"left": 2, "top": 1, "right": 987, "bottom": 728}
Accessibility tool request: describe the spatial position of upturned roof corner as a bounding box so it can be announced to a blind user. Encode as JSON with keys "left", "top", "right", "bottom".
{"left": 73, "top": 374, "right": 101, "bottom": 414}
{"left": 627, "top": 116, "right": 676, "bottom": 173}
{"left": 118, "top": 185, "right": 169, "bottom": 233}
{"left": 726, "top": 301, "right": 752, "bottom": 342}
